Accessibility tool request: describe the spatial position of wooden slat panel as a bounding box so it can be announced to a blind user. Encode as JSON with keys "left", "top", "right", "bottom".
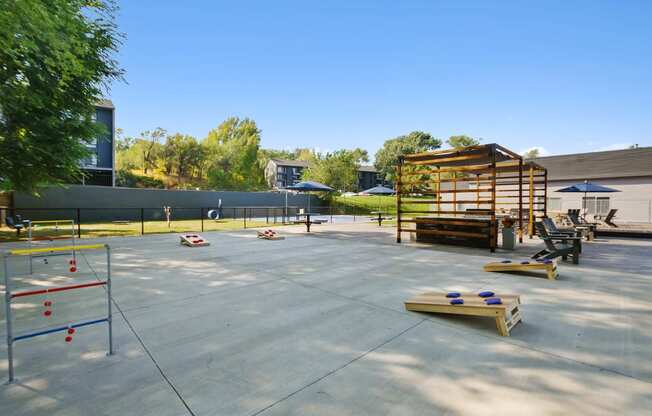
{"left": 399, "top": 163, "right": 492, "bottom": 175}
{"left": 0, "top": 192, "right": 12, "bottom": 208}
{"left": 399, "top": 228, "right": 488, "bottom": 239}
{"left": 402, "top": 199, "right": 492, "bottom": 204}
{"left": 399, "top": 209, "right": 494, "bottom": 215}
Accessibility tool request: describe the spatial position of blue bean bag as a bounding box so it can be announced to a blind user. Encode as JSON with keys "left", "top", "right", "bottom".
{"left": 501, "top": 260, "right": 512, "bottom": 263}
{"left": 478, "top": 291, "right": 494, "bottom": 298}
{"left": 543, "top": 259, "right": 553, "bottom": 264}
{"left": 446, "top": 292, "right": 461, "bottom": 298}
{"left": 450, "top": 298, "right": 464, "bottom": 305}
{"left": 485, "top": 298, "right": 502, "bottom": 305}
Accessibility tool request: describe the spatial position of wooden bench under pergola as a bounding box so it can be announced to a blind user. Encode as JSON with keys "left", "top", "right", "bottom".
{"left": 396, "top": 144, "right": 547, "bottom": 252}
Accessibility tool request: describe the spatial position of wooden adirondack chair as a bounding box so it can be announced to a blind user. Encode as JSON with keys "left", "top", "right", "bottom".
{"left": 598, "top": 209, "right": 618, "bottom": 228}
{"left": 532, "top": 222, "right": 581, "bottom": 264}
{"left": 542, "top": 217, "right": 580, "bottom": 237}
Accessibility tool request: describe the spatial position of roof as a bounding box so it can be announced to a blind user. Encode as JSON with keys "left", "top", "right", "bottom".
{"left": 529, "top": 146, "right": 652, "bottom": 181}
{"left": 270, "top": 159, "right": 378, "bottom": 173}
{"left": 358, "top": 165, "right": 378, "bottom": 173}
{"left": 402, "top": 144, "right": 521, "bottom": 168}
{"left": 95, "top": 99, "right": 114, "bottom": 109}
{"left": 270, "top": 159, "right": 310, "bottom": 168}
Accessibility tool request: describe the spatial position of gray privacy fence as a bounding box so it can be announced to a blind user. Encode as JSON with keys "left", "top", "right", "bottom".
{"left": 12, "top": 185, "right": 323, "bottom": 221}
{"left": 1, "top": 204, "right": 381, "bottom": 240}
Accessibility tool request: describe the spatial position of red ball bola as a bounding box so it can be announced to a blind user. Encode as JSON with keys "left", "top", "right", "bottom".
{"left": 69, "top": 266, "right": 77, "bottom": 272}
{"left": 67, "top": 328, "right": 75, "bottom": 335}
{"left": 44, "top": 300, "right": 52, "bottom": 307}
{"left": 43, "top": 310, "right": 52, "bottom": 317}
{"left": 65, "top": 336, "right": 73, "bottom": 343}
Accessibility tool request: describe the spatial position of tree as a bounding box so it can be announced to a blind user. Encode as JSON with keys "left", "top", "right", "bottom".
{"left": 302, "top": 149, "right": 361, "bottom": 192}
{"left": 139, "top": 128, "right": 166, "bottom": 174}
{"left": 374, "top": 131, "right": 442, "bottom": 182}
{"left": 523, "top": 148, "right": 540, "bottom": 159}
{"left": 294, "top": 148, "right": 317, "bottom": 162}
{"left": 203, "top": 117, "right": 264, "bottom": 190}
{"left": 447, "top": 135, "right": 480, "bottom": 149}
{"left": 0, "top": 0, "right": 123, "bottom": 192}
{"left": 160, "top": 134, "right": 205, "bottom": 183}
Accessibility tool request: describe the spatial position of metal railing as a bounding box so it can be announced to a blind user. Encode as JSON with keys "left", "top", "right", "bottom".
{"left": 0, "top": 204, "right": 387, "bottom": 241}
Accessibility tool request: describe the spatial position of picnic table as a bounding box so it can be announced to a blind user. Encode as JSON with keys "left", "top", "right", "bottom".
{"left": 370, "top": 211, "right": 392, "bottom": 227}
{"left": 294, "top": 213, "right": 327, "bottom": 232}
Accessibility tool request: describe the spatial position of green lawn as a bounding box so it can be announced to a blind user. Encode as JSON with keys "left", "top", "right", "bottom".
{"left": 332, "top": 195, "right": 429, "bottom": 215}
{"left": 0, "top": 218, "right": 288, "bottom": 242}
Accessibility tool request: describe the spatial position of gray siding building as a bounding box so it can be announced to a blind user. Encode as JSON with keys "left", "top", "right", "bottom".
{"left": 78, "top": 99, "right": 115, "bottom": 186}
{"left": 530, "top": 146, "right": 652, "bottom": 223}
{"left": 357, "top": 165, "right": 384, "bottom": 191}
{"left": 265, "top": 160, "right": 387, "bottom": 191}
{"left": 265, "top": 159, "right": 310, "bottom": 189}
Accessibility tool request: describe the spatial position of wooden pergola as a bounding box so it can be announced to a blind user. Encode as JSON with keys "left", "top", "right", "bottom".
{"left": 396, "top": 144, "right": 547, "bottom": 252}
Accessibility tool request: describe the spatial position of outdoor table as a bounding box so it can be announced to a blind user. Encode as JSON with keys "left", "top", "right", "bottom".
{"left": 370, "top": 211, "right": 389, "bottom": 227}
{"left": 297, "top": 213, "right": 323, "bottom": 232}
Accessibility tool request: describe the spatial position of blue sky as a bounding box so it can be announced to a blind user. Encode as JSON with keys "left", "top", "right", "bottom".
{"left": 111, "top": 0, "right": 652, "bottom": 158}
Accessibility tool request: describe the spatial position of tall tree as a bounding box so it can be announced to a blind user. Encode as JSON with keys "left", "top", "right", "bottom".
{"left": 523, "top": 148, "right": 541, "bottom": 158}
{"left": 447, "top": 135, "right": 480, "bottom": 149}
{"left": 0, "top": 0, "right": 123, "bottom": 192}
{"left": 139, "top": 128, "right": 166, "bottom": 174}
{"left": 302, "top": 149, "right": 361, "bottom": 192}
{"left": 374, "top": 131, "right": 442, "bottom": 182}
{"left": 167, "top": 134, "right": 203, "bottom": 180}
{"left": 203, "top": 117, "right": 264, "bottom": 190}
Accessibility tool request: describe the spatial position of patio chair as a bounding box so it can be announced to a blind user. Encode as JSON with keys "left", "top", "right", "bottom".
{"left": 567, "top": 212, "right": 597, "bottom": 238}
{"left": 542, "top": 217, "right": 580, "bottom": 238}
{"left": 596, "top": 209, "right": 618, "bottom": 228}
{"left": 532, "top": 222, "right": 581, "bottom": 264}
{"left": 5, "top": 215, "right": 25, "bottom": 236}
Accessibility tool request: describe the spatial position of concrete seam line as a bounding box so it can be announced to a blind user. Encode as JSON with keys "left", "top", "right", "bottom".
{"left": 284, "top": 277, "right": 652, "bottom": 385}
{"left": 249, "top": 319, "right": 427, "bottom": 416}
{"left": 417, "top": 317, "right": 652, "bottom": 384}
{"left": 82, "top": 253, "right": 197, "bottom": 416}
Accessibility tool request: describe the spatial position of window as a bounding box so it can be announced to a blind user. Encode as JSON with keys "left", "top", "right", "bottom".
{"left": 547, "top": 197, "right": 562, "bottom": 212}
{"left": 82, "top": 143, "right": 98, "bottom": 167}
{"left": 582, "top": 197, "right": 610, "bottom": 215}
{"left": 596, "top": 197, "right": 610, "bottom": 215}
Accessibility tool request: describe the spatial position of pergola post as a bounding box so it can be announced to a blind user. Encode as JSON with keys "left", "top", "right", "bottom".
{"left": 490, "top": 145, "right": 497, "bottom": 252}
{"left": 396, "top": 158, "right": 403, "bottom": 243}
{"left": 518, "top": 159, "right": 523, "bottom": 243}
{"left": 529, "top": 165, "right": 534, "bottom": 238}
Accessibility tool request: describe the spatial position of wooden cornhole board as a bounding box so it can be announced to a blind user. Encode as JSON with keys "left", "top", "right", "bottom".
{"left": 483, "top": 259, "right": 558, "bottom": 280}
{"left": 405, "top": 292, "right": 522, "bottom": 336}
{"left": 257, "top": 230, "right": 285, "bottom": 240}
{"left": 179, "top": 233, "right": 210, "bottom": 247}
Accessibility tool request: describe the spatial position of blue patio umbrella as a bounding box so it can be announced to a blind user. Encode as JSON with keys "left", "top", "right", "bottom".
{"left": 361, "top": 185, "right": 395, "bottom": 195}
{"left": 361, "top": 185, "right": 395, "bottom": 212}
{"left": 286, "top": 181, "right": 334, "bottom": 213}
{"left": 556, "top": 180, "right": 619, "bottom": 217}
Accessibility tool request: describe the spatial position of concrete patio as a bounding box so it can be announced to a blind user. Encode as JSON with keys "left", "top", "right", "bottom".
{"left": 1, "top": 222, "right": 651, "bottom": 415}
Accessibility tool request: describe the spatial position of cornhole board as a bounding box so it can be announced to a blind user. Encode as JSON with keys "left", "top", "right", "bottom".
{"left": 257, "top": 230, "right": 285, "bottom": 240}
{"left": 404, "top": 292, "right": 522, "bottom": 336}
{"left": 179, "top": 234, "right": 210, "bottom": 247}
{"left": 483, "top": 259, "right": 558, "bottom": 280}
